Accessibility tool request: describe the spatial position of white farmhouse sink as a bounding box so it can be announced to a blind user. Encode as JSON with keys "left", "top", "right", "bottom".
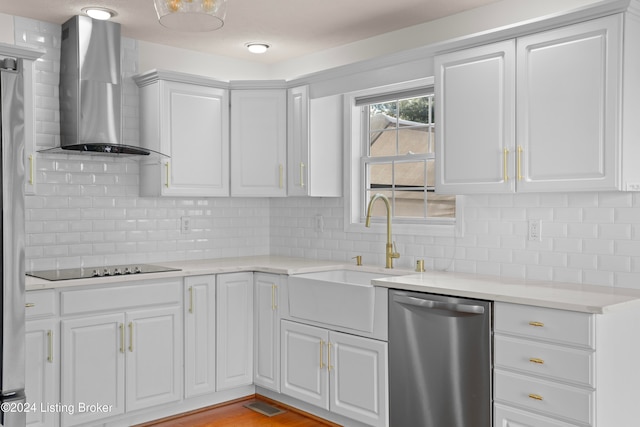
{"left": 287, "top": 269, "right": 395, "bottom": 333}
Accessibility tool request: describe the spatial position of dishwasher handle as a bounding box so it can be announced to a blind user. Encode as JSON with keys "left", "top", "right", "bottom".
{"left": 393, "top": 294, "right": 485, "bottom": 315}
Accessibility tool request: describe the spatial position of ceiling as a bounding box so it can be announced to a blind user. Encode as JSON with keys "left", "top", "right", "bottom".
{"left": 2, "top": 0, "right": 501, "bottom": 64}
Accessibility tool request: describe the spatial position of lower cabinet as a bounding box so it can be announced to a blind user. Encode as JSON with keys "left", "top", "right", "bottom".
{"left": 281, "top": 320, "right": 388, "bottom": 427}
{"left": 59, "top": 280, "right": 182, "bottom": 426}
{"left": 216, "top": 272, "right": 254, "bottom": 390}
{"left": 184, "top": 275, "right": 217, "bottom": 398}
{"left": 254, "top": 273, "right": 281, "bottom": 392}
{"left": 25, "top": 317, "right": 59, "bottom": 427}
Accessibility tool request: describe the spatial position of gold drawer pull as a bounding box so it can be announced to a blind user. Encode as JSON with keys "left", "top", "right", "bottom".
{"left": 517, "top": 145, "right": 523, "bottom": 181}
{"left": 503, "top": 148, "right": 509, "bottom": 182}
{"left": 128, "top": 322, "right": 134, "bottom": 352}
{"left": 188, "top": 286, "right": 194, "bottom": 314}
{"left": 327, "top": 342, "right": 333, "bottom": 371}
{"left": 29, "top": 154, "right": 34, "bottom": 185}
{"left": 119, "top": 323, "right": 125, "bottom": 353}
{"left": 271, "top": 284, "right": 277, "bottom": 311}
{"left": 25, "top": 303, "right": 35, "bottom": 308}
{"left": 529, "top": 357, "right": 545, "bottom": 364}
{"left": 47, "top": 330, "right": 53, "bottom": 363}
{"left": 528, "top": 321, "right": 544, "bottom": 327}
{"left": 165, "top": 161, "right": 170, "bottom": 188}
{"left": 319, "top": 339, "right": 325, "bottom": 369}
{"left": 528, "top": 393, "right": 544, "bottom": 401}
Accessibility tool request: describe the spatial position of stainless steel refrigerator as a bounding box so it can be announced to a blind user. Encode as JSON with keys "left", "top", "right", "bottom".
{"left": 0, "top": 57, "right": 27, "bottom": 427}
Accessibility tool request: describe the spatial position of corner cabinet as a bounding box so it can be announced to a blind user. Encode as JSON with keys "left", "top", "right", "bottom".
{"left": 436, "top": 13, "right": 640, "bottom": 194}
{"left": 230, "top": 89, "right": 287, "bottom": 196}
{"left": 287, "top": 86, "right": 343, "bottom": 197}
{"left": 134, "top": 70, "right": 230, "bottom": 197}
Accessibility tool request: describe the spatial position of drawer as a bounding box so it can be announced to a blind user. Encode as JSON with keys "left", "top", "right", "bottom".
{"left": 495, "top": 335, "right": 595, "bottom": 387}
{"left": 25, "top": 290, "right": 57, "bottom": 319}
{"left": 495, "top": 370, "right": 594, "bottom": 426}
{"left": 495, "top": 403, "right": 583, "bottom": 427}
{"left": 61, "top": 279, "right": 182, "bottom": 315}
{"left": 494, "top": 302, "right": 594, "bottom": 349}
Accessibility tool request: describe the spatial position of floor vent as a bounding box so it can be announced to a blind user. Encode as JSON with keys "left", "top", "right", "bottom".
{"left": 244, "top": 400, "right": 287, "bottom": 417}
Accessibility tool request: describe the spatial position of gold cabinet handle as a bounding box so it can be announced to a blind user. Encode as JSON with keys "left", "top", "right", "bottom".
{"left": 279, "top": 164, "right": 284, "bottom": 189}
{"left": 319, "top": 339, "right": 325, "bottom": 369}
{"left": 300, "top": 162, "right": 305, "bottom": 188}
{"left": 25, "top": 303, "right": 35, "bottom": 308}
{"left": 189, "top": 286, "right": 194, "bottom": 314}
{"left": 29, "top": 154, "right": 34, "bottom": 185}
{"left": 119, "top": 323, "right": 125, "bottom": 353}
{"left": 47, "top": 330, "right": 53, "bottom": 363}
{"left": 517, "top": 145, "right": 523, "bottom": 181}
{"left": 271, "top": 284, "right": 277, "bottom": 311}
{"left": 165, "top": 161, "right": 170, "bottom": 188}
{"left": 528, "top": 393, "right": 544, "bottom": 401}
{"left": 503, "top": 148, "right": 509, "bottom": 182}
{"left": 529, "top": 357, "right": 545, "bottom": 364}
{"left": 327, "top": 342, "right": 333, "bottom": 371}
{"left": 128, "top": 322, "right": 134, "bottom": 352}
{"left": 528, "top": 321, "right": 544, "bottom": 327}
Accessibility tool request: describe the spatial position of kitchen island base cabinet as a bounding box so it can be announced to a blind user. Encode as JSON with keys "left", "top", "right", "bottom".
{"left": 281, "top": 320, "right": 388, "bottom": 427}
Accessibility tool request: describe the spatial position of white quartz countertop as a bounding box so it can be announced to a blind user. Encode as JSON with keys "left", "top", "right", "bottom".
{"left": 26, "top": 256, "right": 640, "bottom": 314}
{"left": 373, "top": 270, "right": 640, "bottom": 314}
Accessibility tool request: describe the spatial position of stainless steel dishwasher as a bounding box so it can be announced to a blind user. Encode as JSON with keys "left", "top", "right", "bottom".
{"left": 389, "top": 289, "right": 492, "bottom": 427}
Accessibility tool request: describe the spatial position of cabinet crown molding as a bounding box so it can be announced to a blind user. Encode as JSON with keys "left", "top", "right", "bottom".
{"left": 133, "top": 69, "right": 229, "bottom": 89}
{"left": 0, "top": 42, "right": 44, "bottom": 60}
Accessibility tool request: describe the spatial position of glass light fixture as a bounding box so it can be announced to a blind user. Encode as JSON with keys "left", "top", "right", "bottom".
{"left": 153, "top": 0, "right": 227, "bottom": 31}
{"left": 82, "top": 7, "right": 117, "bottom": 20}
{"left": 246, "top": 43, "right": 270, "bottom": 54}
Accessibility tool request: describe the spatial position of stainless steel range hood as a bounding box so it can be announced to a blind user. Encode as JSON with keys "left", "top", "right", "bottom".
{"left": 41, "top": 15, "right": 162, "bottom": 157}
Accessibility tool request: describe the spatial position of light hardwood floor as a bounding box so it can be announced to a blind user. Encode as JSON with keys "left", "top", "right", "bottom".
{"left": 134, "top": 395, "right": 342, "bottom": 427}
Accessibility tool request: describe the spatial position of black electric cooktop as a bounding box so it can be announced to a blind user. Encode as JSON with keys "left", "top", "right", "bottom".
{"left": 27, "top": 264, "right": 181, "bottom": 281}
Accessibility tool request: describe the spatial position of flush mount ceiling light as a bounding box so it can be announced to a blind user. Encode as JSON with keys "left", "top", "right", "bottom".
{"left": 81, "top": 7, "right": 117, "bottom": 20}
{"left": 153, "top": 0, "right": 227, "bottom": 32}
{"left": 246, "top": 43, "right": 270, "bottom": 54}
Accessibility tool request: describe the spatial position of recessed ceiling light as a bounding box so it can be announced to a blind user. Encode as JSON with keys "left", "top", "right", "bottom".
{"left": 245, "top": 43, "right": 270, "bottom": 54}
{"left": 82, "top": 7, "right": 117, "bottom": 20}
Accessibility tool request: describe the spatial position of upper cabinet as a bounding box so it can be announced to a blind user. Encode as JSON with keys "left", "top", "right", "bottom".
{"left": 230, "top": 89, "right": 287, "bottom": 197}
{"left": 135, "top": 71, "right": 230, "bottom": 197}
{"left": 287, "top": 86, "right": 343, "bottom": 197}
{"left": 436, "top": 14, "right": 640, "bottom": 194}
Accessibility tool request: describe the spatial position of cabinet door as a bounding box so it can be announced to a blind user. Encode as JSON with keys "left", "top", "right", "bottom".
{"left": 184, "top": 275, "right": 217, "bottom": 398}
{"left": 329, "top": 331, "right": 388, "bottom": 427}
{"left": 435, "top": 40, "right": 516, "bottom": 194}
{"left": 281, "top": 320, "right": 329, "bottom": 410}
{"left": 25, "top": 319, "right": 58, "bottom": 427}
{"left": 216, "top": 272, "right": 254, "bottom": 390}
{"left": 516, "top": 15, "right": 621, "bottom": 192}
{"left": 254, "top": 273, "right": 280, "bottom": 391}
{"left": 308, "top": 94, "right": 343, "bottom": 197}
{"left": 61, "top": 313, "right": 125, "bottom": 426}
{"left": 230, "top": 89, "right": 287, "bottom": 196}
{"left": 287, "top": 85, "right": 310, "bottom": 196}
{"left": 125, "top": 305, "right": 182, "bottom": 412}
{"left": 494, "top": 403, "right": 583, "bottom": 427}
{"left": 162, "top": 81, "right": 229, "bottom": 196}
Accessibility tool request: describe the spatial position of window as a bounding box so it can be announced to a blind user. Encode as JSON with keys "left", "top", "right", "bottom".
{"left": 344, "top": 78, "right": 458, "bottom": 236}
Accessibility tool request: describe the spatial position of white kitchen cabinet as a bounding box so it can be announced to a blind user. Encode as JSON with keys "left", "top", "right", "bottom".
{"left": 216, "top": 272, "right": 254, "bottom": 390}
{"left": 281, "top": 320, "right": 388, "bottom": 427}
{"left": 254, "top": 273, "right": 281, "bottom": 392}
{"left": 230, "top": 89, "right": 287, "bottom": 196}
{"left": 184, "top": 275, "right": 217, "bottom": 398}
{"left": 135, "top": 71, "right": 230, "bottom": 197}
{"left": 436, "top": 14, "right": 640, "bottom": 194}
{"left": 25, "top": 318, "right": 58, "bottom": 427}
{"left": 125, "top": 306, "right": 182, "bottom": 412}
{"left": 287, "top": 86, "right": 343, "bottom": 197}
{"left": 60, "top": 280, "right": 182, "bottom": 426}
{"left": 61, "top": 313, "right": 126, "bottom": 426}
{"left": 435, "top": 40, "right": 516, "bottom": 194}
{"left": 493, "top": 301, "right": 640, "bottom": 426}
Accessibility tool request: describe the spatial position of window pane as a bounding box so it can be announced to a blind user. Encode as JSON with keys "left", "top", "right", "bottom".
{"left": 427, "top": 194, "right": 456, "bottom": 218}
{"left": 368, "top": 163, "right": 393, "bottom": 188}
{"left": 394, "top": 161, "right": 425, "bottom": 188}
{"left": 397, "top": 127, "right": 430, "bottom": 155}
{"left": 369, "top": 102, "right": 397, "bottom": 131}
{"left": 369, "top": 129, "right": 397, "bottom": 157}
{"left": 398, "top": 97, "right": 429, "bottom": 124}
{"left": 365, "top": 190, "right": 393, "bottom": 218}
{"left": 394, "top": 189, "right": 426, "bottom": 218}
{"left": 426, "top": 159, "right": 436, "bottom": 188}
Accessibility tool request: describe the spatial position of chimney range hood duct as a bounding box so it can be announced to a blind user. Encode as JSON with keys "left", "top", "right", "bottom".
{"left": 43, "top": 15, "right": 162, "bottom": 157}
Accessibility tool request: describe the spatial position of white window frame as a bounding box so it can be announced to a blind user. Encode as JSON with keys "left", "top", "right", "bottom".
{"left": 343, "top": 77, "right": 464, "bottom": 237}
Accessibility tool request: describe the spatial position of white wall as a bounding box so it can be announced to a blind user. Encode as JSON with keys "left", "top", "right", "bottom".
{"left": 0, "top": 13, "right": 14, "bottom": 44}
